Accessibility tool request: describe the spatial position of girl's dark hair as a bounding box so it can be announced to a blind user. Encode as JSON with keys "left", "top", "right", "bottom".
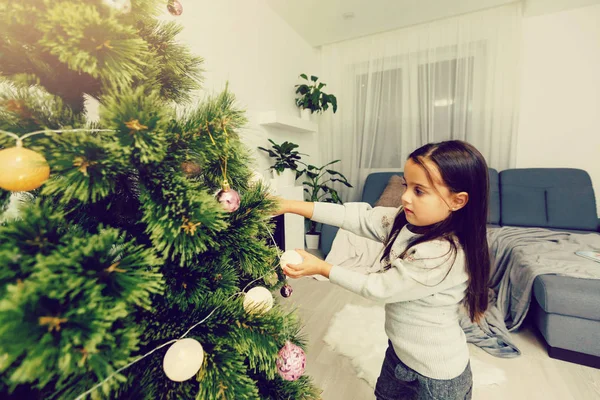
{"left": 380, "top": 140, "right": 490, "bottom": 323}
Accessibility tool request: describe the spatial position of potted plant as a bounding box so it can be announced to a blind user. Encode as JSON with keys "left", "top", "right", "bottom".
{"left": 297, "top": 160, "right": 352, "bottom": 249}
{"left": 295, "top": 74, "right": 338, "bottom": 121}
{"left": 258, "top": 139, "right": 305, "bottom": 187}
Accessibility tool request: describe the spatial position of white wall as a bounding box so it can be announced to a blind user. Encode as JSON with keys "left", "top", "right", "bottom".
{"left": 517, "top": 3, "right": 600, "bottom": 215}
{"left": 524, "top": 0, "right": 600, "bottom": 16}
{"left": 171, "top": 0, "right": 321, "bottom": 180}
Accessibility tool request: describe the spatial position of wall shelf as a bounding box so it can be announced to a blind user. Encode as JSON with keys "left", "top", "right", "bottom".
{"left": 258, "top": 111, "right": 318, "bottom": 133}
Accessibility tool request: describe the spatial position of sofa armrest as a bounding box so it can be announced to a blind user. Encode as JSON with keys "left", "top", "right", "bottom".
{"left": 319, "top": 224, "right": 340, "bottom": 258}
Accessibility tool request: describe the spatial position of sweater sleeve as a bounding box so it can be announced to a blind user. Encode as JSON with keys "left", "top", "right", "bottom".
{"left": 329, "top": 239, "right": 467, "bottom": 303}
{"left": 311, "top": 202, "right": 400, "bottom": 243}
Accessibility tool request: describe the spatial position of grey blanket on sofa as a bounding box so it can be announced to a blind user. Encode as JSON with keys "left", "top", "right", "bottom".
{"left": 460, "top": 227, "right": 600, "bottom": 358}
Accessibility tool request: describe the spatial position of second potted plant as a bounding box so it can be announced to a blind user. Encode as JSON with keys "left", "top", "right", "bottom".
{"left": 258, "top": 139, "right": 305, "bottom": 188}
{"left": 295, "top": 74, "right": 338, "bottom": 121}
{"left": 297, "top": 160, "right": 352, "bottom": 249}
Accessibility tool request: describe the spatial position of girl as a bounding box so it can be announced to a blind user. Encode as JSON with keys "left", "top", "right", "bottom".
{"left": 274, "top": 140, "right": 490, "bottom": 400}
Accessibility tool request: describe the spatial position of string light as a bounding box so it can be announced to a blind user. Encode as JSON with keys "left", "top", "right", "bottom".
{"left": 0, "top": 128, "right": 117, "bottom": 143}
{"left": 0, "top": 129, "right": 116, "bottom": 191}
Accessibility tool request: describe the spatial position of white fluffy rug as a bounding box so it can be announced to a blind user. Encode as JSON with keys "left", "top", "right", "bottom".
{"left": 323, "top": 304, "right": 506, "bottom": 389}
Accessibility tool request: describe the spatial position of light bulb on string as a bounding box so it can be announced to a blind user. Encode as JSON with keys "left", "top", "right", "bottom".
{"left": 243, "top": 286, "right": 274, "bottom": 314}
{"left": 162, "top": 338, "right": 204, "bottom": 382}
{"left": 0, "top": 139, "right": 50, "bottom": 192}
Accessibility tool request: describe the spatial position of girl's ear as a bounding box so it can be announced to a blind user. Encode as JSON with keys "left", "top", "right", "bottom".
{"left": 450, "top": 192, "right": 469, "bottom": 211}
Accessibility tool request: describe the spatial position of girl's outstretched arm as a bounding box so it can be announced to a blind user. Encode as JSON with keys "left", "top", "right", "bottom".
{"left": 272, "top": 197, "right": 399, "bottom": 244}
{"left": 273, "top": 198, "right": 315, "bottom": 219}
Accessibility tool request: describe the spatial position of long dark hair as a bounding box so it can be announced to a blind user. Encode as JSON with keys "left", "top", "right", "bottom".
{"left": 380, "top": 140, "right": 490, "bottom": 323}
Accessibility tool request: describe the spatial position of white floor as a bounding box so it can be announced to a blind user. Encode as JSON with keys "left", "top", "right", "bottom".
{"left": 278, "top": 276, "right": 600, "bottom": 400}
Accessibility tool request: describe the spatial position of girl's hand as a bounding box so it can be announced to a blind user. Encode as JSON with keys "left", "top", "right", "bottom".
{"left": 269, "top": 196, "right": 287, "bottom": 216}
{"left": 268, "top": 199, "right": 315, "bottom": 219}
{"left": 282, "top": 249, "right": 333, "bottom": 279}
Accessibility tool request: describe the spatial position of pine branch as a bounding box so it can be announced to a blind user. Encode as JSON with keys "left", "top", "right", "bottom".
{"left": 0, "top": 189, "right": 10, "bottom": 216}
{"left": 0, "top": 80, "right": 85, "bottom": 135}
{"left": 136, "top": 20, "right": 204, "bottom": 103}
{"left": 0, "top": 207, "right": 164, "bottom": 397}
{"left": 0, "top": 200, "right": 67, "bottom": 296}
{"left": 39, "top": 130, "right": 131, "bottom": 204}
{"left": 38, "top": 3, "right": 149, "bottom": 91}
{"left": 139, "top": 166, "right": 228, "bottom": 264}
{"left": 100, "top": 87, "right": 171, "bottom": 165}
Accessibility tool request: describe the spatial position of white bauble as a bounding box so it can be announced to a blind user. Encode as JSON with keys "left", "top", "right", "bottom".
{"left": 249, "top": 170, "right": 267, "bottom": 185}
{"left": 163, "top": 338, "right": 204, "bottom": 382}
{"left": 280, "top": 250, "right": 303, "bottom": 269}
{"left": 102, "top": 0, "right": 132, "bottom": 13}
{"left": 243, "top": 286, "right": 274, "bottom": 314}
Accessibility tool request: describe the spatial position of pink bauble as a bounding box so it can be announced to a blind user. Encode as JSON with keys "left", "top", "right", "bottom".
{"left": 280, "top": 283, "right": 293, "bottom": 298}
{"left": 217, "top": 188, "right": 241, "bottom": 212}
{"left": 276, "top": 341, "right": 306, "bottom": 381}
{"left": 167, "top": 0, "right": 183, "bottom": 16}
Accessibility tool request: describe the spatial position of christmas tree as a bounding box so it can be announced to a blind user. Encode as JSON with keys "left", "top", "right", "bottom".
{"left": 0, "top": 1, "right": 320, "bottom": 399}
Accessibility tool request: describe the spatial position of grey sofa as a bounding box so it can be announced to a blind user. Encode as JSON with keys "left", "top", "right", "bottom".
{"left": 319, "top": 168, "right": 600, "bottom": 368}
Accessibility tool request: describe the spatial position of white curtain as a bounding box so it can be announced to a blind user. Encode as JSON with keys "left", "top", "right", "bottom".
{"left": 319, "top": 4, "right": 522, "bottom": 202}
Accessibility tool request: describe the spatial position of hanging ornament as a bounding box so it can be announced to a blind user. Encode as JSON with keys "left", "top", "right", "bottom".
{"left": 207, "top": 121, "right": 241, "bottom": 212}
{"left": 280, "top": 283, "right": 293, "bottom": 298}
{"left": 263, "top": 271, "right": 279, "bottom": 286}
{"left": 163, "top": 338, "right": 205, "bottom": 382}
{"left": 0, "top": 143, "right": 50, "bottom": 192}
{"left": 181, "top": 161, "right": 202, "bottom": 177}
{"left": 167, "top": 0, "right": 183, "bottom": 16}
{"left": 102, "top": 0, "right": 132, "bottom": 14}
{"left": 249, "top": 170, "right": 268, "bottom": 186}
{"left": 216, "top": 180, "right": 241, "bottom": 213}
{"left": 243, "top": 286, "right": 274, "bottom": 314}
{"left": 280, "top": 250, "right": 303, "bottom": 270}
{"left": 276, "top": 341, "right": 306, "bottom": 381}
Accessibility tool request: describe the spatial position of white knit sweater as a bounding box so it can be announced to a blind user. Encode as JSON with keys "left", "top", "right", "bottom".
{"left": 312, "top": 202, "right": 470, "bottom": 379}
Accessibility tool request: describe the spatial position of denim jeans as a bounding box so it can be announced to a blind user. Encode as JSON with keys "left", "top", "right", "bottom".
{"left": 374, "top": 341, "right": 472, "bottom": 400}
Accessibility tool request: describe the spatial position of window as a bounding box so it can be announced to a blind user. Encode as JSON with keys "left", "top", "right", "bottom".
{"left": 355, "top": 67, "right": 403, "bottom": 168}
{"left": 418, "top": 57, "right": 475, "bottom": 142}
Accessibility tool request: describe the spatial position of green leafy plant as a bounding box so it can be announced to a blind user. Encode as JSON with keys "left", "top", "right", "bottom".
{"left": 258, "top": 139, "right": 306, "bottom": 174}
{"left": 298, "top": 160, "right": 352, "bottom": 233}
{"left": 295, "top": 74, "right": 338, "bottom": 114}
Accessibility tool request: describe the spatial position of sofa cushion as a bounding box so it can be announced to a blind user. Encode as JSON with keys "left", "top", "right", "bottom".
{"left": 533, "top": 274, "right": 600, "bottom": 321}
{"left": 375, "top": 175, "right": 405, "bottom": 207}
{"left": 500, "top": 168, "right": 598, "bottom": 231}
{"left": 546, "top": 186, "right": 598, "bottom": 231}
{"left": 501, "top": 185, "right": 548, "bottom": 227}
{"left": 362, "top": 172, "right": 404, "bottom": 206}
{"left": 488, "top": 169, "right": 501, "bottom": 225}
{"left": 532, "top": 300, "right": 600, "bottom": 358}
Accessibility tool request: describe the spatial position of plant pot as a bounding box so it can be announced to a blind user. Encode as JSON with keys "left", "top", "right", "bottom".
{"left": 305, "top": 233, "right": 320, "bottom": 249}
{"left": 273, "top": 169, "right": 296, "bottom": 188}
{"left": 300, "top": 108, "right": 312, "bottom": 121}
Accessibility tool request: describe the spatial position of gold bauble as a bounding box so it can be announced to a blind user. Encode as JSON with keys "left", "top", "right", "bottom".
{"left": 181, "top": 161, "right": 202, "bottom": 177}
{"left": 0, "top": 146, "right": 50, "bottom": 191}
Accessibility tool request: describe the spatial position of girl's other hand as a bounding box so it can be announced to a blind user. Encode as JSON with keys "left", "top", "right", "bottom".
{"left": 282, "top": 249, "right": 333, "bottom": 279}
{"left": 269, "top": 196, "right": 287, "bottom": 216}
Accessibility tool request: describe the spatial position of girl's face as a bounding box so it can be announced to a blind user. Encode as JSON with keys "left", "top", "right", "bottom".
{"left": 400, "top": 158, "right": 467, "bottom": 227}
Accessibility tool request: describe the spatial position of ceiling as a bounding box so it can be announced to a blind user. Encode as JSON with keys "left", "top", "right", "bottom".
{"left": 265, "top": 0, "right": 600, "bottom": 47}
